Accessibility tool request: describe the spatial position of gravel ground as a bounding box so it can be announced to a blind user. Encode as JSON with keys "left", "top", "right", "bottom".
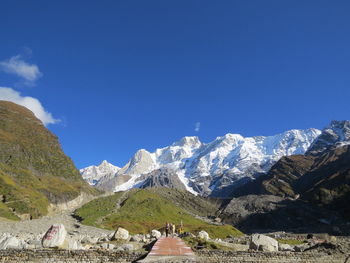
{"left": 0, "top": 209, "right": 113, "bottom": 238}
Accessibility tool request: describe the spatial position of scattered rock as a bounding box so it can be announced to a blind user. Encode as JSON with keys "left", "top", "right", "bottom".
{"left": 66, "top": 238, "right": 84, "bottom": 250}
{"left": 42, "top": 224, "right": 67, "bottom": 248}
{"left": 112, "top": 227, "right": 129, "bottom": 240}
{"left": 0, "top": 236, "right": 21, "bottom": 249}
{"left": 198, "top": 231, "right": 210, "bottom": 241}
{"left": 130, "top": 234, "right": 143, "bottom": 242}
{"left": 121, "top": 243, "right": 134, "bottom": 251}
{"left": 151, "top": 230, "right": 161, "bottom": 239}
{"left": 249, "top": 234, "right": 278, "bottom": 252}
{"left": 279, "top": 243, "right": 294, "bottom": 251}
{"left": 294, "top": 243, "right": 310, "bottom": 252}
{"left": 230, "top": 244, "right": 249, "bottom": 251}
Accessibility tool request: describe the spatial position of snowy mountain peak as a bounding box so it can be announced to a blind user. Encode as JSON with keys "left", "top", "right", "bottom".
{"left": 81, "top": 126, "right": 326, "bottom": 196}
{"left": 174, "top": 136, "right": 201, "bottom": 147}
{"left": 307, "top": 120, "right": 350, "bottom": 154}
{"left": 80, "top": 160, "right": 120, "bottom": 186}
{"left": 118, "top": 148, "right": 154, "bottom": 176}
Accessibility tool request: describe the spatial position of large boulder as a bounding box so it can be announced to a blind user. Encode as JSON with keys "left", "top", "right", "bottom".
{"left": 112, "top": 227, "right": 129, "bottom": 240}
{"left": 0, "top": 236, "right": 21, "bottom": 249}
{"left": 42, "top": 224, "right": 67, "bottom": 248}
{"left": 151, "top": 230, "right": 161, "bottom": 239}
{"left": 250, "top": 234, "right": 278, "bottom": 252}
{"left": 198, "top": 231, "right": 210, "bottom": 241}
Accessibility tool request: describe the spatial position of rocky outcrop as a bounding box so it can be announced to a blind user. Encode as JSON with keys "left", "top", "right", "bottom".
{"left": 112, "top": 227, "right": 129, "bottom": 241}
{"left": 138, "top": 168, "right": 187, "bottom": 190}
{"left": 249, "top": 234, "right": 278, "bottom": 252}
{"left": 42, "top": 224, "right": 67, "bottom": 248}
{"left": 47, "top": 192, "right": 95, "bottom": 215}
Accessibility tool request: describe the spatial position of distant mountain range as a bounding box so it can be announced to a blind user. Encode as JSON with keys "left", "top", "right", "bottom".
{"left": 79, "top": 119, "right": 350, "bottom": 234}
{"left": 81, "top": 123, "right": 350, "bottom": 197}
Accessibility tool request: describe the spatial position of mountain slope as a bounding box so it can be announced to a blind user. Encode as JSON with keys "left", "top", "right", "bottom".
{"left": 0, "top": 101, "right": 97, "bottom": 220}
{"left": 74, "top": 187, "right": 242, "bottom": 238}
{"left": 82, "top": 128, "right": 321, "bottom": 197}
{"left": 307, "top": 120, "right": 350, "bottom": 155}
{"left": 232, "top": 122, "right": 350, "bottom": 220}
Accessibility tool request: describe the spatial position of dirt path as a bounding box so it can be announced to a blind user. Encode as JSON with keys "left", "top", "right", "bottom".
{"left": 0, "top": 208, "right": 113, "bottom": 238}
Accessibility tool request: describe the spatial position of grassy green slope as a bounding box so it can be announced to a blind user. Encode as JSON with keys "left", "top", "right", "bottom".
{"left": 0, "top": 101, "right": 98, "bottom": 220}
{"left": 75, "top": 188, "right": 243, "bottom": 238}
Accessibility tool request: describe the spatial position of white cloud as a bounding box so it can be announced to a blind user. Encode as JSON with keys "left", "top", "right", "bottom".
{"left": 0, "top": 87, "right": 59, "bottom": 126}
{"left": 0, "top": 55, "right": 42, "bottom": 85}
{"left": 194, "top": 122, "right": 201, "bottom": 132}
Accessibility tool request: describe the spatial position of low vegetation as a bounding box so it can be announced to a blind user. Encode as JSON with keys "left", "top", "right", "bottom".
{"left": 75, "top": 188, "right": 243, "bottom": 238}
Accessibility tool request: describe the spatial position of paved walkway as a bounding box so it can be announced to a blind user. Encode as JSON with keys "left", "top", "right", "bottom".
{"left": 138, "top": 237, "right": 196, "bottom": 262}
{"left": 149, "top": 237, "right": 195, "bottom": 256}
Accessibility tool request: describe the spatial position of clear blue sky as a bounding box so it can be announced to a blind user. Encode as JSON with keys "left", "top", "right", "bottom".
{"left": 0, "top": 1, "right": 349, "bottom": 168}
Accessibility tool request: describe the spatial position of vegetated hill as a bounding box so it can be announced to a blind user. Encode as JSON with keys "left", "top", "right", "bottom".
{"left": 74, "top": 187, "right": 242, "bottom": 238}
{"left": 0, "top": 101, "right": 97, "bottom": 220}
{"left": 233, "top": 145, "right": 350, "bottom": 220}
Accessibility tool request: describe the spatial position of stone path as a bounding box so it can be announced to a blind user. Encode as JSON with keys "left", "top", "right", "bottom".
{"left": 149, "top": 237, "right": 194, "bottom": 256}
{"left": 138, "top": 237, "right": 196, "bottom": 262}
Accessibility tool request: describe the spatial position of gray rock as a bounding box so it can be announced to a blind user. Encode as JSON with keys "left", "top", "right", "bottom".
{"left": 198, "top": 231, "right": 210, "bottom": 240}
{"left": 0, "top": 236, "right": 21, "bottom": 249}
{"left": 279, "top": 243, "right": 294, "bottom": 251}
{"left": 112, "top": 227, "right": 129, "bottom": 240}
{"left": 151, "top": 230, "right": 161, "bottom": 239}
{"left": 42, "top": 224, "right": 67, "bottom": 248}
{"left": 250, "top": 234, "right": 278, "bottom": 252}
{"left": 121, "top": 243, "right": 134, "bottom": 251}
{"left": 130, "top": 234, "right": 144, "bottom": 242}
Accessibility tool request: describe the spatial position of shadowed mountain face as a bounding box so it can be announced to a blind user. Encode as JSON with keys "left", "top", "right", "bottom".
{"left": 223, "top": 121, "right": 350, "bottom": 233}
{"left": 233, "top": 145, "right": 350, "bottom": 221}
{"left": 0, "top": 101, "right": 96, "bottom": 220}
{"left": 306, "top": 120, "right": 350, "bottom": 155}
{"left": 138, "top": 168, "right": 187, "bottom": 191}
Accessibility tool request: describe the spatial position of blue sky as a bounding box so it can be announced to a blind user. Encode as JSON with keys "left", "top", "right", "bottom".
{"left": 0, "top": 1, "right": 349, "bottom": 168}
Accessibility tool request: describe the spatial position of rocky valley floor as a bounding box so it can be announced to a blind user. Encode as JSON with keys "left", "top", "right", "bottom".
{"left": 1, "top": 208, "right": 350, "bottom": 263}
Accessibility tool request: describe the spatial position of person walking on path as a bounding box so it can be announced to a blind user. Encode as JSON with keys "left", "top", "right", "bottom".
{"left": 165, "top": 222, "right": 170, "bottom": 237}
{"left": 172, "top": 223, "right": 176, "bottom": 236}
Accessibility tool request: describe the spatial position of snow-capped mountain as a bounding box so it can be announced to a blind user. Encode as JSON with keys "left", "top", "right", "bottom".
{"left": 307, "top": 120, "right": 350, "bottom": 155}
{"left": 80, "top": 160, "right": 120, "bottom": 185}
{"left": 81, "top": 128, "right": 322, "bottom": 196}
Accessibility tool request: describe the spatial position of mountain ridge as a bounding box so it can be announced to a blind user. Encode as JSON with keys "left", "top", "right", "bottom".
{"left": 81, "top": 127, "right": 321, "bottom": 197}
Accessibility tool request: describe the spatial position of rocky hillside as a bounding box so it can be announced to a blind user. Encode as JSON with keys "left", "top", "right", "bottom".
{"left": 231, "top": 121, "right": 350, "bottom": 223}
{"left": 81, "top": 128, "right": 320, "bottom": 197}
{"left": 0, "top": 101, "right": 97, "bottom": 220}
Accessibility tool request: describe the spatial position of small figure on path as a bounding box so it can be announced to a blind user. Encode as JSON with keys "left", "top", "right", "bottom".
{"left": 172, "top": 223, "right": 176, "bottom": 236}
{"left": 165, "top": 222, "right": 170, "bottom": 237}
{"left": 178, "top": 221, "right": 184, "bottom": 236}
